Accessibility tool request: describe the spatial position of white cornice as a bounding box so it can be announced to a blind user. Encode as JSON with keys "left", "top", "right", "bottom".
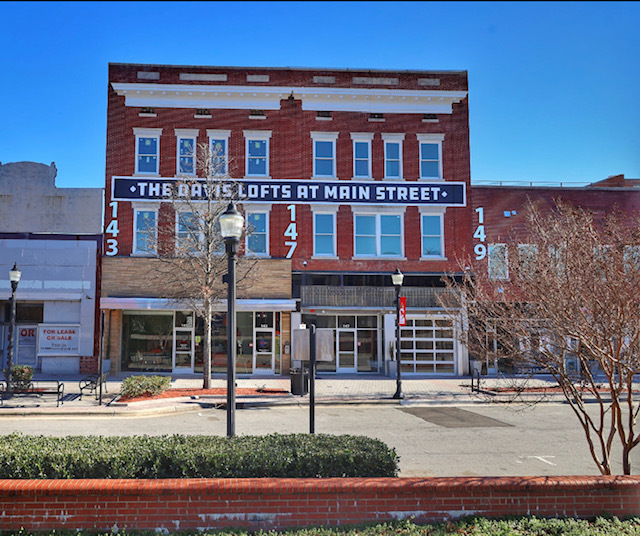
{"left": 111, "top": 83, "right": 467, "bottom": 114}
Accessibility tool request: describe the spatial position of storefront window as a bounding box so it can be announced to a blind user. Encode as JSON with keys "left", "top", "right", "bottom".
{"left": 122, "top": 312, "right": 173, "bottom": 372}
{"left": 302, "top": 314, "right": 379, "bottom": 373}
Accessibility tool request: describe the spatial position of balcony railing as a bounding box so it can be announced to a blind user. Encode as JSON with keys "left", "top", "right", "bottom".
{"left": 300, "top": 286, "right": 460, "bottom": 309}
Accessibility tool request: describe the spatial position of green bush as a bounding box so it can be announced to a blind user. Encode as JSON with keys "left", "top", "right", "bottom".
{"left": 0, "top": 517, "right": 639, "bottom": 535}
{"left": 0, "top": 433, "right": 399, "bottom": 478}
{"left": 120, "top": 375, "right": 171, "bottom": 398}
{"left": 7, "top": 364, "right": 33, "bottom": 389}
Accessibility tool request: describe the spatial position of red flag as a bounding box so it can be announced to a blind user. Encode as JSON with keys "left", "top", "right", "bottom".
{"left": 399, "top": 297, "right": 407, "bottom": 326}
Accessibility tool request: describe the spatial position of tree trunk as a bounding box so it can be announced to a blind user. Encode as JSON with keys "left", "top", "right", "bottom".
{"left": 203, "top": 306, "right": 212, "bottom": 389}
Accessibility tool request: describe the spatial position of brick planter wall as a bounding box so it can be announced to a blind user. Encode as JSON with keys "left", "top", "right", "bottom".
{"left": 2, "top": 477, "right": 639, "bottom": 531}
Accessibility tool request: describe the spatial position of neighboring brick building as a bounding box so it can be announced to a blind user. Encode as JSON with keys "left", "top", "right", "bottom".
{"left": 470, "top": 175, "right": 640, "bottom": 373}
{"left": 102, "top": 63, "right": 472, "bottom": 377}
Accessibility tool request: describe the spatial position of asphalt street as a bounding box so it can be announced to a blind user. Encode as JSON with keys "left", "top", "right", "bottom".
{"left": 1, "top": 402, "right": 637, "bottom": 476}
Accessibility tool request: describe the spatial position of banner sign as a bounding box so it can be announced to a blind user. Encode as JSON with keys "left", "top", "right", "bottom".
{"left": 399, "top": 297, "right": 407, "bottom": 326}
{"left": 37, "top": 324, "right": 80, "bottom": 356}
{"left": 112, "top": 177, "right": 466, "bottom": 207}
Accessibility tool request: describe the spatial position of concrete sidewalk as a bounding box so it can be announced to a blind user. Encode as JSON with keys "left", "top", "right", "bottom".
{"left": 0, "top": 373, "right": 570, "bottom": 416}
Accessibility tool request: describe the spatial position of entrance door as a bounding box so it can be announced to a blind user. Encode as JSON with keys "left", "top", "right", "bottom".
{"left": 254, "top": 329, "right": 274, "bottom": 374}
{"left": 337, "top": 329, "right": 357, "bottom": 373}
{"left": 173, "top": 329, "right": 194, "bottom": 372}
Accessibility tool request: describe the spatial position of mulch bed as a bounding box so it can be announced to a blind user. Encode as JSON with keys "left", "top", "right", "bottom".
{"left": 119, "top": 387, "right": 288, "bottom": 403}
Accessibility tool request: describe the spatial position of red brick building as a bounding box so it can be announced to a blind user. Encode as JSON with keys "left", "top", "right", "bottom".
{"left": 470, "top": 175, "right": 640, "bottom": 373}
{"left": 102, "top": 63, "right": 472, "bottom": 377}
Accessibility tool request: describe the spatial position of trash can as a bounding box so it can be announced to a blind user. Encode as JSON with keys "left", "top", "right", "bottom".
{"left": 290, "top": 368, "right": 309, "bottom": 396}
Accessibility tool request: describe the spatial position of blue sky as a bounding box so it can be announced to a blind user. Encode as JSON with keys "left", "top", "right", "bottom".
{"left": 1, "top": 1, "right": 638, "bottom": 188}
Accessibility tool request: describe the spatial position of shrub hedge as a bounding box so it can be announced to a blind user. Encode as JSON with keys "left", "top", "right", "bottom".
{"left": 0, "top": 433, "right": 399, "bottom": 478}
{"left": 119, "top": 375, "right": 172, "bottom": 398}
{"left": 0, "top": 517, "right": 639, "bottom": 535}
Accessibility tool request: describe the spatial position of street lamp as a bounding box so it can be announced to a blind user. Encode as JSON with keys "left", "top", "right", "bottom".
{"left": 391, "top": 268, "right": 404, "bottom": 400}
{"left": 219, "top": 203, "right": 244, "bottom": 437}
{"left": 5, "top": 263, "right": 22, "bottom": 392}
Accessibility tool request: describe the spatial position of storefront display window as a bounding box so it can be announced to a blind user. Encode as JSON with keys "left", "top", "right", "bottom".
{"left": 122, "top": 312, "right": 173, "bottom": 372}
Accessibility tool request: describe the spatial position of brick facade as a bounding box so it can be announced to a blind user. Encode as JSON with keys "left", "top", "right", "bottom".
{"left": 103, "top": 63, "right": 472, "bottom": 377}
{"left": 2, "top": 476, "right": 639, "bottom": 531}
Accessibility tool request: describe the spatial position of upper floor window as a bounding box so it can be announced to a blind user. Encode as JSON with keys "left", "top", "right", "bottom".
{"left": 175, "top": 129, "right": 198, "bottom": 176}
{"left": 176, "top": 211, "right": 202, "bottom": 254}
{"left": 311, "top": 131, "right": 339, "bottom": 178}
{"left": 354, "top": 212, "right": 404, "bottom": 257}
{"left": 420, "top": 213, "right": 443, "bottom": 257}
{"left": 134, "top": 128, "right": 163, "bottom": 175}
{"left": 133, "top": 205, "right": 158, "bottom": 255}
{"left": 488, "top": 243, "right": 508, "bottom": 279}
{"left": 417, "top": 133, "right": 444, "bottom": 180}
{"left": 351, "top": 133, "right": 374, "bottom": 179}
{"left": 382, "top": 133, "right": 405, "bottom": 180}
{"left": 207, "top": 129, "right": 231, "bottom": 177}
{"left": 246, "top": 211, "right": 269, "bottom": 256}
{"left": 313, "top": 210, "right": 337, "bottom": 257}
{"left": 244, "top": 130, "right": 272, "bottom": 177}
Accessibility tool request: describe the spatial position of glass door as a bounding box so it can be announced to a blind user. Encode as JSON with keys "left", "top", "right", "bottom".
{"left": 254, "top": 330, "right": 274, "bottom": 374}
{"left": 253, "top": 312, "right": 274, "bottom": 374}
{"left": 173, "top": 330, "right": 193, "bottom": 372}
{"left": 337, "top": 329, "right": 357, "bottom": 372}
{"left": 173, "top": 311, "right": 194, "bottom": 372}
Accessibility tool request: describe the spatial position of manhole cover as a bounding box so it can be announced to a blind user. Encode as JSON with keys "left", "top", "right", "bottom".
{"left": 399, "top": 407, "right": 512, "bottom": 428}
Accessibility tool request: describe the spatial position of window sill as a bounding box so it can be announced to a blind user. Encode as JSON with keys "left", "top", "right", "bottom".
{"left": 245, "top": 253, "right": 270, "bottom": 258}
{"left": 138, "top": 113, "right": 157, "bottom": 118}
{"left": 420, "top": 256, "right": 447, "bottom": 261}
{"left": 351, "top": 176, "right": 373, "bottom": 181}
{"left": 353, "top": 256, "right": 407, "bottom": 260}
{"left": 249, "top": 115, "right": 267, "bottom": 120}
{"left": 311, "top": 255, "right": 338, "bottom": 260}
{"left": 315, "top": 116, "right": 333, "bottom": 121}
{"left": 194, "top": 114, "right": 212, "bottom": 119}
{"left": 244, "top": 175, "right": 271, "bottom": 179}
{"left": 312, "top": 175, "right": 337, "bottom": 180}
{"left": 418, "top": 177, "right": 444, "bottom": 182}
{"left": 133, "top": 172, "right": 161, "bottom": 177}
{"left": 383, "top": 177, "right": 404, "bottom": 181}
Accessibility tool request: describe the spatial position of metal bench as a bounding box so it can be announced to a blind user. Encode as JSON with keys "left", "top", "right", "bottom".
{"left": 79, "top": 371, "right": 108, "bottom": 400}
{"left": 0, "top": 380, "right": 65, "bottom": 407}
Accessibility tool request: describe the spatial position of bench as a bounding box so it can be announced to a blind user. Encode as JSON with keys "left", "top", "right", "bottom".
{"left": 0, "top": 380, "right": 65, "bottom": 407}
{"left": 79, "top": 371, "right": 108, "bottom": 400}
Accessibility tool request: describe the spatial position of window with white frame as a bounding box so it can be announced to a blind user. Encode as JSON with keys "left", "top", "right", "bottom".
{"left": 134, "top": 128, "right": 162, "bottom": 175}
{"left": 420, "top": 213, "right": 444, "bottom": 257}
{"left": 313, "top": 211, "right": 337, "bottom": 257}
{"left": 351, "top": 133, "right": 374, "bottom": 179}
{"left": 417, "top": 133, "right": 444, "bottom": 180}
{"left": 175, "top": 211, "right": 202, "bottom": 254}
{"left": 207, "top": 130, "right": 231, "bottom": 176}
{"left": 311, "top": 131, "right": 339, "bottom": 178}
{"left": 133, "top": 206, "right": 158, "bottom": 255}
{"left": 354, "top": 211, "right": 404, "bottom": 257}
{"left": 382, "top": 133, "right": 404, "bottom": 180}
{"left": 246, "top": 211, "right": 269, "bottom": 256}
{"left": 488, "top": 243, "right": 508, "bottom": 279}
{"left": 175, "top": 129, "right": 198, "bottom": 176}
{"left": 517, "top": 244, "right": 538, "bottom": 277}
{"left": 244, "top": 130, "right": 271, "bottom": 177}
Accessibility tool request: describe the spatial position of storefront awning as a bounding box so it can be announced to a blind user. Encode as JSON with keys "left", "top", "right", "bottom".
{"left": 100, "top": 297, "right": 297, "bottom": 312}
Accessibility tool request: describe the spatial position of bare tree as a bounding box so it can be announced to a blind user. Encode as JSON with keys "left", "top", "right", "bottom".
{"left": 146, "top": 142, "right": 258, "bottom": 388}
{"left": 444, "top": 200, "right": 640, "bottom": 474}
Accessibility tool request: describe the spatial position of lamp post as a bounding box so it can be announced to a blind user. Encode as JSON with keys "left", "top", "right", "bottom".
{"left": 219, "top": 203, "right": 244, "bottom": 437}
{"left": 391, "top": 268, "right": 404, "bottom": 400}
{"left": 5, "top": 264, "right": 22, "bottom": 393}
